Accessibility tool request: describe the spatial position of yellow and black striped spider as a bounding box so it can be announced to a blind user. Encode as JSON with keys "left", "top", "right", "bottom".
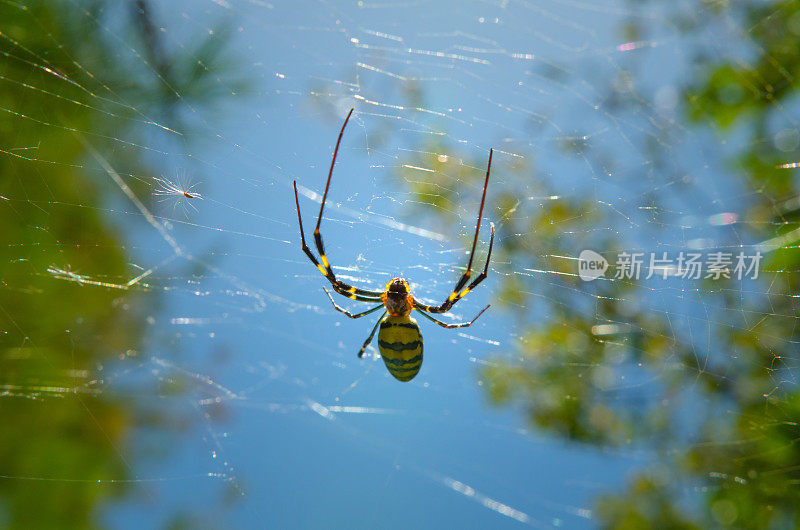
{"left": 293, "top": 108, "right": 494, "bottom": 382}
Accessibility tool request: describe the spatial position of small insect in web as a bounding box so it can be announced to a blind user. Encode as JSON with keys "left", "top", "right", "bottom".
{"left": 153, "top": 172, "right": 203, "bottom": 217}
{"left": 293, "top": 108, "right": 495, "bottom": 382}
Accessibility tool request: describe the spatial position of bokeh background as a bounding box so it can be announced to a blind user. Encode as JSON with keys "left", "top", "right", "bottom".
{"left": 2, "top": 0, "right": 800, "bottom": 528}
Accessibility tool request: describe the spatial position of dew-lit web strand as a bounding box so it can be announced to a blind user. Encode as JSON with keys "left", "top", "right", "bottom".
{"left": 295, "top": 181, "right": 447, "bottom": 241}
{"left": 0, "top": 104, "right": 171, "bottom": 155}
{"left": 61, "top": 1, "right": 186, "bottom": 113}
{"left": 0, "top": 70, "right": 163, "bottom": 127}
{"left": 62, "top": 0, "right": 295, "bottom": 187}
{"left": 3, "top": 13, "right": 290, "bottom": 192}
{"left": 0, "top": 29, "right": 179, "bottom": 135}
{"left": 5, "top": 0, "right": 290, "bottom": 192}
{"left": 0, "top": 291, "right": 160, "bottom": 501}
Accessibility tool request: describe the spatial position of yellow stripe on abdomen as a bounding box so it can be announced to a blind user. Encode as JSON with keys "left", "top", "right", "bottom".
{"left": 378, "top": 316, "right": 423, "bottom": 382}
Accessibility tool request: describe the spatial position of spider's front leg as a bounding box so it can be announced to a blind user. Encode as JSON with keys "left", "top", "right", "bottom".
{"left": 292, "top": 108, "right": 385, "bottom": 300}
{"left": 293, "top": 181, "right": 383, "bottom": 301}
{"left": 417, "top": 149, "right": 495, "bottom": 314}
{"left": 416, "top": 222, "right": 494, "bottom": 314}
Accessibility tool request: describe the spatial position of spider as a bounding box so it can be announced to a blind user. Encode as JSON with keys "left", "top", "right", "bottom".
{"left": 293, "top": 108, "right": 494, "bottom": 382}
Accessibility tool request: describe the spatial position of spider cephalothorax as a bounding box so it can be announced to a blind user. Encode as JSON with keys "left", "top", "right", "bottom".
{"left": 382, "top": 278, "right": 414, "bottom": 316}
{"left": 293, "top": 108, "right": 494, "bottom": 381}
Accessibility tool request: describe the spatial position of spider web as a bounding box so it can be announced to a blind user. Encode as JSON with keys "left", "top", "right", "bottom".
{"left": 2, "top": 0, "right": 799, "bottom": 527}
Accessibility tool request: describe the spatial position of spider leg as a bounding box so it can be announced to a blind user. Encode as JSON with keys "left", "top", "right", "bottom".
{"left": 416, "top": 149, "right": 494, "bottom": 314}
{"left": 292, "top": 108, "right": 384, "bottom": 300}
{"left": 312, "top": 108, "right": 383, "bottom": 297}
{"left": 313, "top": 108, "right": 352, "bottom": 251}
{"left": 293, "top": 180, "right": 383, "bottom": 301}
{"left": 416, "top": 222, "right": 494, "bottom": 314}
{"left": 416, "top": 305, "right": 490, "bottom": 329}
{"left": 323, "top": 288, "right": 384, "bottom": 318}
{"left": 359, "top": 311, "right": 387, "bottom": 358}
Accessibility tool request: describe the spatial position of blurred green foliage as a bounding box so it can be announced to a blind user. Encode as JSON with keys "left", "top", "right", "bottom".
{"left": 0, "top": 1, "right": 238, "bottom": 527}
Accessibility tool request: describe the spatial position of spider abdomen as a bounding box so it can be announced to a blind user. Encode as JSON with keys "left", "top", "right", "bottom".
{"left": 378, "top": 316, "right": 423, "bottom": 382}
